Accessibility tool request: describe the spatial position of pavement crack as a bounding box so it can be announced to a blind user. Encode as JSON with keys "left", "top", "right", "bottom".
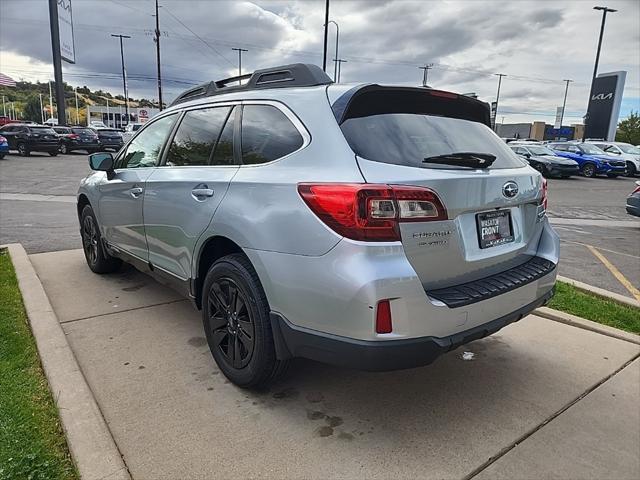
{"left": 464, "top": 352, "right": 640, "bottom": 480}
{"left": 60, "top": 299, "right": 188, "bottom": 325}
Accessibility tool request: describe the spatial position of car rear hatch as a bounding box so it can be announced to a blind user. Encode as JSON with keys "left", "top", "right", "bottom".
{"left": 29, "top": 127, "right": 59, "bottom": 144}
{"left": 332, "top": 85, "right": 547, "bottom": 292}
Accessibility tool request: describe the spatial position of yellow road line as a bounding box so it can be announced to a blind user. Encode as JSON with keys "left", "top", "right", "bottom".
{"left": 586, "top": 245, "right": 640, "bottom": 301}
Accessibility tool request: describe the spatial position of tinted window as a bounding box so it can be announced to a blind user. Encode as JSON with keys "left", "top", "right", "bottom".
{"left": 552, "top": 144, "right": 567, "bottom": 151}
{"left": 165, "top": 107, "right": 230, "bottom": 167}
{"left": 54, "top": 127, "right": 70, "bottom": 134}
{"left": 118, "top": 114, "right": 177, "bottom": 169}
{"left": 567, "top": 146, "right": 579, "bottom": 153}
{"left": 341, "top": 114, "right": 525, "bottom": 170}
{"left": 29, "top": 127, "right": 56, "bottom": 134}
{"left": 241, "top": 105, "right": 303, "bottom": 165}
{"left": 211, "top": 107, "right": 236, "bottom": 166}
{"left": 72, "top": 128, "right": 95, "bottom": 135}
{"left": 579, "top": 144, "right": 605, "bottom": 155}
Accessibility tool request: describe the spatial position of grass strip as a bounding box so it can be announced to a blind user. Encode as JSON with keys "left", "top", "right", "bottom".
{"left": 548, "top": 281, "right": 640, "bottom": 334}
{"left": 0, "top": 249, "right": 78, "bottom": 480}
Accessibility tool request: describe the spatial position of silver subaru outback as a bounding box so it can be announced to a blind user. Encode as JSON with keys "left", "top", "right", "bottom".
{"left": 78, "top": 63, "right": 559, "bottom": 388}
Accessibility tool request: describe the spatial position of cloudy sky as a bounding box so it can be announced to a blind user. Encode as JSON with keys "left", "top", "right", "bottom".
{"left": 1, "top": 0, "right": 638, "bottom": 124}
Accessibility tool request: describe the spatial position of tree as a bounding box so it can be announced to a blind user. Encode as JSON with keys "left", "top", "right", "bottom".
{"left": 616, "top": 111, "right": 640, "bottom": 145}
{"left": 23, "top": 95, "right": 43, "bottom": 123}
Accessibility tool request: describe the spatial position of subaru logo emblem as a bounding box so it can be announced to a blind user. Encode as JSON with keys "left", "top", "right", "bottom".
{"left": 502, "top": 181, "right": 518, "bottom": 198}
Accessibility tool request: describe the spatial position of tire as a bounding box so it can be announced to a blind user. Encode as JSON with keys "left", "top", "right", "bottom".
{"left": 627, "top": 162, "right": 637, "bottom": 177}
{"left": 202, "top": 253, "right": 288, "bottom": 388}
{"left": 49, "top": 151, "right": 58, "bottom": 157}
{"left": 533, "top": 163, "right": 546, "bottom": 176}
{"left": 606, "top": 173, "right": 618, "bottom": 178}
{"left": 17, "top": 142, "right": 30, "bottom": 157}
{"left": 59, "top": 143, "right": 67, "bottom": 154}
{"left": 581, "top": 162, "right": 596, "bottom": 178}
{"left": 0, "top": 153, "right": 5, "bottom": 159}
{"left": 80, "top": 205, "right": 122, "bottom": 274}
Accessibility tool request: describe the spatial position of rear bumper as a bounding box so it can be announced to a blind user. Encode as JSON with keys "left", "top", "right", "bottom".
{"left": 270, "top": 288, "right": 554, "bottom": 371}
{"left": 548, "top": 165, "right": 579, "bottom": 176}
{"left": 26, "top": 142, "right": 59, "bottom": 152}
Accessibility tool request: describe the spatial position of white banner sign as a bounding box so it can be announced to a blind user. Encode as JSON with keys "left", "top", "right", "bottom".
{"left": 58, "top": 0, "right": 75, "bottom": 64}
{"left": 554, "top": 106, "right": 563, "bottom": 129}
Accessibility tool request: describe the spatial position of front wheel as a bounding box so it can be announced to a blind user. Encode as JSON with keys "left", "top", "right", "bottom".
{"left": 80, "top": 205, "right": 122, "bottom": 274}
{"left": 581, "top": 163, "right": 596, "bottom": 178}
{"left": 49, "top": 151, "right": 58, "bottom": 157}
{"left": 59, "top": 143, "right": 68, "bottom": 154}
{"left": 202, "top": 254, "right": 288, "bottom": 388}
{"left": 627, "top": 162, "right": 637, "bottom": 177}
{"left": 17, "top": 143, "right": 30, "bottom": 157}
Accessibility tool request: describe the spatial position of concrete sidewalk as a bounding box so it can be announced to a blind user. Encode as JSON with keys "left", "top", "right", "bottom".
{"left": 30, "top": 249, "right": 640, "bottom": 479}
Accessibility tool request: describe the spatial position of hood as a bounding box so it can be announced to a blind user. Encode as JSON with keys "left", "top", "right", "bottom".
{"left": 532, "top": 155, "right": 578, "bottom": 165}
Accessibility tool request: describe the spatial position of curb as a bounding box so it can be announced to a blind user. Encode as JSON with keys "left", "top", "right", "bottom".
{"left": 3, "top": 244, "right": 131, "bottom": 480}
{"left": 536, "top": 306, "right": 640, "bottom": 346}
{"left": 557, "top": 275, "right": 640, "bottom": 309}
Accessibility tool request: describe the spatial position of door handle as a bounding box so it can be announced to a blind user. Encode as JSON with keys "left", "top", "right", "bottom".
{"left": 130, "top": 187, "right": 144, "bottom": 198}
{"left": 191, "top": 188, "right": 214, "bottom": 198}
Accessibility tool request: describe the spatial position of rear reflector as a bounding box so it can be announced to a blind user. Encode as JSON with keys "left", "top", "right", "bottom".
{"left": 375, "top": 299, "right": 392, "bottom": 334}
{"left": 297, "top": 183, "right": 447, "bottom": 242}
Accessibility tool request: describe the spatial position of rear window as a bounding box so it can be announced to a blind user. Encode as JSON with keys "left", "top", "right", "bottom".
{"left": 30, "top": 127, "right": 56, "bottom": 134}
{"left": 72, "top": 128, "right": 95, "bottom": 135}
{"left": 340, "top": 114, "right": 526, "bottom": 170}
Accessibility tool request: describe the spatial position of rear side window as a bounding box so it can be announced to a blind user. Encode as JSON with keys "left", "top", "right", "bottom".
{"left": 165, "top": 107, "right": 231, "bottom": 167}
{"left": 30, "top": 127, "right": 56, "bottom": 135}
{"left": 241, "top": 105, "right": 303, "bottom": 165}
{"left": 72, "top": 128, "right": 94, "bottom": 135}
{"left": 340, "top": 114, "right": 525, "bottom": 170}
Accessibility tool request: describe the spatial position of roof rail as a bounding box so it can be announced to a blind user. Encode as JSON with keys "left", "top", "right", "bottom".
{"left": 169, "top": 63, "right": 333, "bottom": 107}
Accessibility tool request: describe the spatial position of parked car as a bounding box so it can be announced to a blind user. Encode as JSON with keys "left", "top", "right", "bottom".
{"left": 0, "top": 135, "right": 8, "bottom": 158}
{"left": 0, "top": 123, "right": 60, "bottom": 156}
{"left": 53, "top": 126, "right": 100, "bottom": 154}
{"left": 626, "top": 181, "right": 640, "bottom": 217}
{"left": 89, "top": 121, "right": 108, "bottom": 129}
{"left": 587, "top": 141, "right": 640, "bottom": 177}
{"left": 509, "top": 143, "right": 579, "bottom": 178}
{"left": 548, "top": 142, "right": 626, "bottom": 178}
{"left": 122, "top": 122, "right": 143, "bottom": 143}
{"left": 44, "top": 117, "right": 59, "bottom": 126}
{"left": 77, "top": 63, "right": 558, "bottom": 388}
{"left": 92, "top": 128, "right": 124, "bottom": 152}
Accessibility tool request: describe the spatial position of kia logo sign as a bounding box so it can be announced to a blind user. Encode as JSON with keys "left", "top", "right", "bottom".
{"left": 591, "top": 93, "right": 613, "bottom": 101}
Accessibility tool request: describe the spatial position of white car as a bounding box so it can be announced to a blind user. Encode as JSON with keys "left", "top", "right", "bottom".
{"left": 589, "top": 141, "right": 640, "bottom": 176}
{"left": 121, "top": 122, "right": 143, "bottom": 142}
{"left": 89, "top": 121, "right": 108, "bottom": 129}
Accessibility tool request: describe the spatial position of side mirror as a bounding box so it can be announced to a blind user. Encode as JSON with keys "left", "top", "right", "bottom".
{"left": 89, "top": 152, "right": 114, "bottom": 172}
{"left": 524, "top": 153, "right": 531, "bottom": 159}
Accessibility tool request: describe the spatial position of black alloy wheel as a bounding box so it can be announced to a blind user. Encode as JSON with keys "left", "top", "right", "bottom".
{"left": 60, "top": 143, "right": 67, "bottom": 154}
{"left": 82, "top": 214, "right": 99, "bottom": 267}
{"left": 207, "top": 277, "right": 255, "bottom": 369}
{"left": 17, "top": 143, "right": 29, "bottom": 156}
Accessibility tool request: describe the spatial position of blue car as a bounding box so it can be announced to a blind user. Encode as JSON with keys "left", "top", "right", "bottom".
{"left": 0, "top": 134, "right": 8, "bottom": 159}
{"left": 548, "top": 142, "right": 626, "bottom": 178}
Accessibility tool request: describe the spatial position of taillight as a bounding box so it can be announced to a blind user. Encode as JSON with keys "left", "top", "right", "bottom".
{"left": 375, "top": 299, "right": 393, "bottom": 334}
{"left": 633, "top": 182, "right": 640, "bottom": 195}
{"left": 541, "top": 178, "right": 548, "bottom": 211}
{"left": 297, "top": 183, "right": 447, "bottom": 242}
{"left": 69, "top": 134, "right": 79, "bottom": 139}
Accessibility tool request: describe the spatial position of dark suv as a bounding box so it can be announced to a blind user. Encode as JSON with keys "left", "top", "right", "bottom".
{"left": 93, "top": 128, "right": 124, "bottom": 152}
{"left": 53, "top": 126, "right": 100, "bottom": 154}
{"left": 0, "top": 123, "right": 60, "bottom": 156}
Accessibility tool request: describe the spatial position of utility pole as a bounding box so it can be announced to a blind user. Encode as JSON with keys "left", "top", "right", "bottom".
{"left": 39, "top": 93, "right": 44, "bottom": 124}
{"left": 74, "top": 86, "right": 79, "bottom": 124}
{"left": 419, "top": 63, "right": 434, "bottom": 87}
{"left": 493, "top": 73, "right": 507, "bottom": 131}
{"left": 154, "top": 0, "right": 163, "bottom": 110}
{"left": 335, "top": 59, "right": 347, "bottom": 83}
{"left": 49, "top": 80, "right": 54, "bottom": 120}
{"left": 583, "top": 5, "right": 617, "bottom": 141}
{"left": 47, "top": 0, "right": 66, "bottom": 125}
{"left": 2, "top": 96, "right": 6, "bottom": 117}
{"left": 111, "top": 34, "right": 131, "bottom": 126}
{"left": 560, "top": 79, "right": 573, "bottom": 128}
{"left": 231, "top": 48, "right": 248, "bottom": 84}
{"left": 322, "top": 0, "right": 329, "bottom": 71}
{"left": 106, "top": 98, "right": 110, "bottom": 127}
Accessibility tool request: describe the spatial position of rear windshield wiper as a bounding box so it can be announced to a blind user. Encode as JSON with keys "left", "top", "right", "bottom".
{"left": 422, "top": 152, "right": 496, "bottom": 169}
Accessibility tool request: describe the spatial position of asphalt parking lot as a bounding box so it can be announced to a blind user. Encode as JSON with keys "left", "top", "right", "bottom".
{"left": 0, "top": 151, "right": 638, "bottom": 298}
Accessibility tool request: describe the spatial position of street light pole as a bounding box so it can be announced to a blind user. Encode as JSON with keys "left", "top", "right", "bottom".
{"left": 47, "top": 0, "right": 66, "bottom": 126}
{"left": 583, "top": 6, "right": 617, "bottom": 141}
{"left": 74, "top": 87, "right": 79, "bottom": 124}
{"left": 560, "top": 79, "right": 573, "bottom": 128}
{"left": 493, "top": 73, "right": 507, "bottom": 131}
{"left": 48, "top": 80, "right": 54, "bottom": 121}
{"left": 154, "top": 0, "right": 163, "bottom": 110}
{"left": 111, "top": 34, "right": 131, "bottom": 126}
{"left": 231, "top": 48, "right": 248, "bottom": 84}
{"left": 39, "top": 93, "right": 44, "bottom": 124}
{"left": 335, "top": 59, "right": 347, "bottom": 83}
{"left": 326, "top": 20, "right": 339, "bottom": 82}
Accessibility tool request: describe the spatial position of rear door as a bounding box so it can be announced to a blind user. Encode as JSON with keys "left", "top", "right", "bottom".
{"left": 143, "top": 104, "right": 239, "bottom": 281}
{"left": 334, "top": 86, "right": 544, "bottom": 289}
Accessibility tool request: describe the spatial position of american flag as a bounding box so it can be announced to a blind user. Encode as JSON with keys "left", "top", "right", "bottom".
{"left": 0, "top": 73, "right": 17, "bottom": 87}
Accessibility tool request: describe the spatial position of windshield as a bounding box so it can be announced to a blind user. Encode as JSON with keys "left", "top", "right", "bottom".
{"left": 30, "top": 127, "right": 56, "bottom": 134}
{"left": 617, "top": 144, "right": 640, "bottom": 154}
{"left": 579, "top": 144, "right": 606, "bottom": 155}
{"left": 72, "top": 128, "right": 95, "bottom": 135}
{"left": 527, "top": 146, "right": 556, "bottom": 156}
{"left": 340, "top": 113, "right": 526, "bottom": 170}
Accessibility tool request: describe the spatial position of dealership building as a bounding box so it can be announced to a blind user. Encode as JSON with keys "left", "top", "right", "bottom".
{"left": 496, "top": 121, "right": 585, "bottom": 141}
{"left": 86, "top": 106, "right": 159, "bottom": 128}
